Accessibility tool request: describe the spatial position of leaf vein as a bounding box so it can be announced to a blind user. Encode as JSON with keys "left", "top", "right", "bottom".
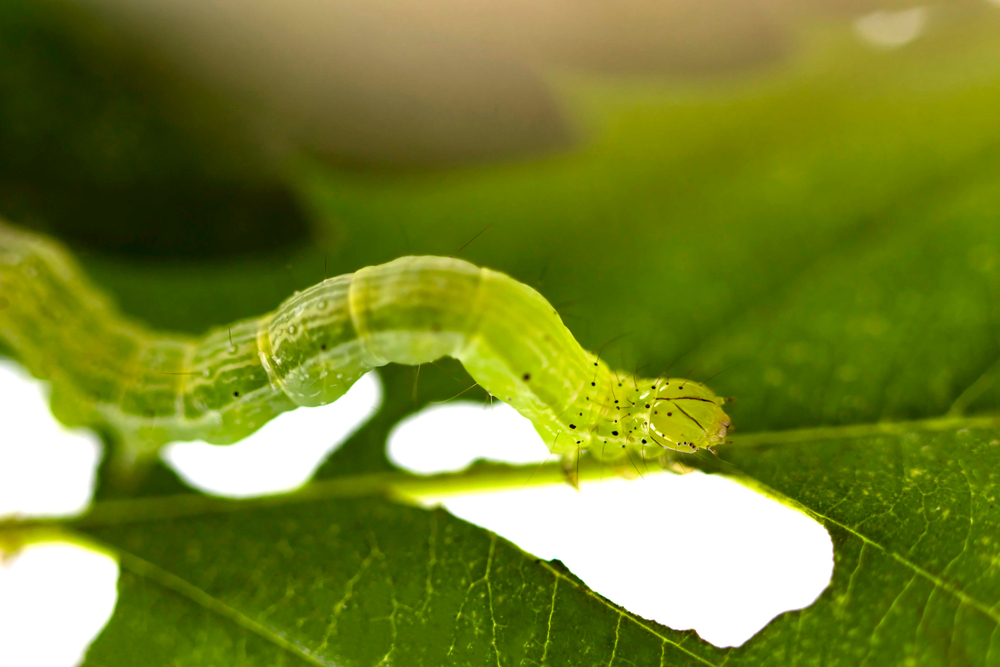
{"left": 111, "top": 545, "right": 333, "bottom": 666}
{"left": 534, "top": 560, "right": 718, "bottom": 667}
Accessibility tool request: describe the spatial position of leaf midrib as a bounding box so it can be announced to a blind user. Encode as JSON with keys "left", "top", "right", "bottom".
{"left": 4, "top": 411, "right": 999, "bottom": 665}
{"left": 2, "top": 413, "right": 998, "bottom": 533}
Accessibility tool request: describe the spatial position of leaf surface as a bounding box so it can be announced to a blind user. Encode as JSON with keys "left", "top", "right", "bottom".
{"left": 3, "top": 13, "right": 1000, "bottom": 667}
{"left": 77, "top": 495, "right": 715, "bottom": 666}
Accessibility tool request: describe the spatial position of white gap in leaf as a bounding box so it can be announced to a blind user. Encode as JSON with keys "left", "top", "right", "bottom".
{"left": 0, "top": 360, "right": 102, "bottom": 519}
{"left": 162, "top": 370, "right": 383, "bottom": 498}
{"left": 853, "top": 7, "right": 928, "bottom": 48}
{"left": 0, "top": 358, "right": 833, "bottom": 652}
{"left": 393, "top": 401, "right": 835, "bottom": 648}
{"left": 0, "top": 542, "right": 119, "bottom": 667}
{"left": 387, "top": 400, "right": 551, "bottom": 473}
{"left": 0, "top": 361, "right": 383, "bottom": 666}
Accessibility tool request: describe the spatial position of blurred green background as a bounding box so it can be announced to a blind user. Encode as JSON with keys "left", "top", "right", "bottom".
{"left": 4, "top": 0, "right": 1000, "bottom": 445}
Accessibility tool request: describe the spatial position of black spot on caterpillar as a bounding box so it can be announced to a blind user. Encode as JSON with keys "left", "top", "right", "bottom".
{"left": 0, "top": 221, "right": 731, "bottom": 478}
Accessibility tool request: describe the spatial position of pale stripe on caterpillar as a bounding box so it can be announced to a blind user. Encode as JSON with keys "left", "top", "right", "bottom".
{"left": 0, "top": 221, "right": 731, "bottom": 484}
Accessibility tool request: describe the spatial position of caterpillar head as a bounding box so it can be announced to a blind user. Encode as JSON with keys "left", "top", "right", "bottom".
{"left": 644, "top": 379, "right": 731, "bottom": 453}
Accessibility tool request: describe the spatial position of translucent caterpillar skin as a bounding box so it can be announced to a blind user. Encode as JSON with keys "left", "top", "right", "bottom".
{"left": 0, "top": 222, "right": 731, "bottom": 472}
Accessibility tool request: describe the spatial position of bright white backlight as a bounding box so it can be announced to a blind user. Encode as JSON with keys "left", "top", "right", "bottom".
{"left": 0, "top": 361, "right": 102, "bottom": 519}
{"left": 387, "top": 400, "right": 551, "bottom": 474}
{"left": 0, "top": 359, "right": 835, "bottom": 653}
{"left": 394, "top": 401, "right": 834, "bottom": 648}
{"left": 0, "top": 542, "right": 119, "bottom": 667}
{"left": 162, "top": 371, "right": 382, "bottom": 497}
{"left": 434, "top": 473, "right": 833, "bottom": 648}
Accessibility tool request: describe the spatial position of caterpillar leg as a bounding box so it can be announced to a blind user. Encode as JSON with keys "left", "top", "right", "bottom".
{"left": 658, "top": 453, "right": 697, "bottom": 475}
{"left": 560, "top": 451, "right": 581, "bottom": 490}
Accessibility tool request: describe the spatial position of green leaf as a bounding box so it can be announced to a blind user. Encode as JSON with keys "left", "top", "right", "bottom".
{"left": 4, "top": 10, "right": 1000, "bottom": 667}
{"left": 70, "top": 493, "right": 719, "bottom": 666}
{"left": 41, "top": 415, "right": 1000, "bottom": 666}
{"left": 713, "top": 423, "right": 1000, "bottom": 666}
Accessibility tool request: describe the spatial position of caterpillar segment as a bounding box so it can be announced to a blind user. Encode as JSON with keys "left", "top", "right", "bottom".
{"left": 0, "top": 221, "right": 731, "bottom": 481}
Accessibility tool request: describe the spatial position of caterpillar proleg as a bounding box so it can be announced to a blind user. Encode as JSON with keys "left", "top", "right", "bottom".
{"left": 0, "top": 221, "right": 731, "bottom": 481}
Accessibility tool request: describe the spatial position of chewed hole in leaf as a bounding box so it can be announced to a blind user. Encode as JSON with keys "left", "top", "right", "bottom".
{"left": 0, "top": 541, "right": 118, "bottom": 667}
{"left": 387, "top": 400, "right": 551, "bottom": 473}
{"left": 395, "top": 401, "right": 835, "bottom": 648}
{"left": 0, "top": 360, "right": 102, "bottom": 519}
{"left": 162, "top": 371, "right": 383, "bottom": 498}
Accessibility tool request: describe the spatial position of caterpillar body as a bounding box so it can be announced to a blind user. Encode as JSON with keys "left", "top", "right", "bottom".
{"left": 0, "top": 221, "right": 731, "bottom": 480}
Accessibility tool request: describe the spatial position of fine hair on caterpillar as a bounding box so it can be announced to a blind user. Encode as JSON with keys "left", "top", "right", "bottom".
{"left": 0, "top": 220, "right": 732, "bottom": 485}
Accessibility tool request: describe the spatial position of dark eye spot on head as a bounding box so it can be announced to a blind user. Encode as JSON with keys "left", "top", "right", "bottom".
{"left": 523, "top": 373, "right": 531, "bottom": 381}
{"left": 233, "top": 391, "right": 240, "bottom": 398}
{"left": 321, "top": 344, "right": 327, "bottom": 351}
{"left": 645, "top": 404, "right": 650, "bottom": 408}
{"left": 668, "top": 412, "right": 672, "bottom": 416}
{"left": 611, "top": 430, "right": 619, "bottom": 436}
{"left": 569, "top": 424, "right": 576, "bottom": 429}
{"left": 591, "top": 382, "right": 596, "bottom": 387}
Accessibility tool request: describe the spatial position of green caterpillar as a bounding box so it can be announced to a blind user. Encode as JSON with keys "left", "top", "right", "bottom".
{"left": 0, "top": 221, "right": 731, "bottom": 482}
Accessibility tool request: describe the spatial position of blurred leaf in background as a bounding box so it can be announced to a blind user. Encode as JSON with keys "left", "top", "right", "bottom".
{"left": 0, "top": 0, "right": 575, "bottom": 259}
{"left": 2, "top": 0, "right": 1000, "bottom": 665}
{"left": 0, "top": 0, "right": 310, "bottom": 258}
